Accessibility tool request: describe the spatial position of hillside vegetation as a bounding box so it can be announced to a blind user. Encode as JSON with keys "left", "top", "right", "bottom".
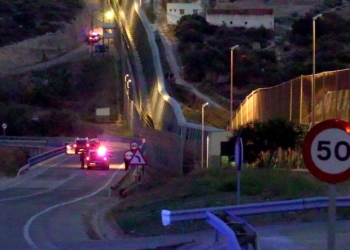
{"left": 0, "top": 57, "right": 119, "bottom": 137}
{"left": 172, "top": 5, "right": 350, "bottom": 108}
{"left": 0, "top": 0, "right": 84, "bottom": 46}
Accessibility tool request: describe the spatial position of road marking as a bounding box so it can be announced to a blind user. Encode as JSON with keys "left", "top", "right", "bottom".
{"left": 0, "top": 172, "right": 79, "bottom": 202}
{"left": 0, "top": 155, "right": 75, "bottom": 191}
{"left": 23, "top": 165, "right": 122, "bottom": 249}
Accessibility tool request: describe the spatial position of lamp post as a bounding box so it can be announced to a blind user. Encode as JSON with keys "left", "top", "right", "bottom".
{"left": 126, "top": 79, "right": 131, "bottom": 97}
{"left": 206, "top": 134, "right": 210, "bottom": 169}
{"left": 104, "top": 10, "right": 114, "bottom": 57}
{"left": 124, "top": 75, "right": 130, "bottom": 118}
{"left": 312, "top": 14, "right": 322, "bottom": 127}
{"left": 124, "top": 74, "right": 129, "bottom": 83}
{"left": 230, "top": 45, "right": 239, "bottom": 130}
{"left": 201, "top": 102, "right": 209, "bottom": 169}
{"left": 124, "top": 75, "right": 130, "bottom": 97}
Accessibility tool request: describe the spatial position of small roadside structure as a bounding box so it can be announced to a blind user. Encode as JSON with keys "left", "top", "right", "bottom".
{"left": 167, "top": 3, "right": 203, "bottom": 25}
{"left": 206, "top": 8, "right": 274, "bottom": 29}
{"left": 95, "top": 107, "right": 110, "bottom": 122}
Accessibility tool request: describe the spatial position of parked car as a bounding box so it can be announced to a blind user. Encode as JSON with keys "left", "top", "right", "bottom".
{"left": 73, "top": 138, "right": 90, "bottom": 154}
{"left": 87, "top": 31, "right": 101, "bottom": 44}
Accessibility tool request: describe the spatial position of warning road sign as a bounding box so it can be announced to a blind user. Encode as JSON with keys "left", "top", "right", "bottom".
{"left": 129, "top": 149, "right": 147, "bottom": 165}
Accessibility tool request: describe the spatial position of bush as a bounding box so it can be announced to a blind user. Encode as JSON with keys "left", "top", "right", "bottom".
{"left": 0, "top": 57, "right": 117, "bottom": 137}
{"left": 0, "top": 1, "right": 83, "bottom": 46}
{"left": 0, "top": 148, "right": 30, "bottom": 176}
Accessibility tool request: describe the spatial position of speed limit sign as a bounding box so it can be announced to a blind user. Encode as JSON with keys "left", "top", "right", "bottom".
{"left": 302, "top": 119, "right": 350, "bottom": 184}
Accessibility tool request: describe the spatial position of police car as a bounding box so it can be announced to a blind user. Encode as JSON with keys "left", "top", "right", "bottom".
{"left": 86, "top": 146, "right": 110, "bottom": 170}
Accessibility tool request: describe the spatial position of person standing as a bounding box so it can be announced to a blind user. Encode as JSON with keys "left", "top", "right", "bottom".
{"left": 80, "top": 151, "right": 85, "bottom": 169}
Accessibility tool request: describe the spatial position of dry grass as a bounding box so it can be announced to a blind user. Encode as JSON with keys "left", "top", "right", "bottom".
{"left": 109, "top": 166, "right": 350, "bottom": 237}
{"left": 0, "top": 147, "right": 29, "bottom": 176}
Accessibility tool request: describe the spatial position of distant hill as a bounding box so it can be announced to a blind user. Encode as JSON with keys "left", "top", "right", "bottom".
{"left": 0, "top": 0, "right": 83, "bottom": 47}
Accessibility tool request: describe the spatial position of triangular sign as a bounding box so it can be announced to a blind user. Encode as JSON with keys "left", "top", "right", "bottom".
{"left": 129, "top": 149, "right": 147, "bottom": 165}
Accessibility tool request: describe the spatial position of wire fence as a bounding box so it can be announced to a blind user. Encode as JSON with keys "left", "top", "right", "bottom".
{"left": 111, "top": 0, "right": 223, "bottom": 166}
{"left": 233, "top": 68, "right": 350, "bottom": 129}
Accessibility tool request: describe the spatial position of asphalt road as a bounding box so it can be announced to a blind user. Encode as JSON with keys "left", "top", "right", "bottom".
{"left": 0, "top": 140, "right": 130, "bottom": 250}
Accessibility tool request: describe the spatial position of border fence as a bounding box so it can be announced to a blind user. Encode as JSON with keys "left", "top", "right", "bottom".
{"left": 110, "top": 0, "right": 223, "bottom": 167}
{"left": 233, "top": 69, "right": 350, "bottom": 129}
{"left": 109, "top": 1, "right": 350, "bottom": 169}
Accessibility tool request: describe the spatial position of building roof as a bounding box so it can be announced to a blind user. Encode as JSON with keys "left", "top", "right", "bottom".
{"left": 207, "top": 9, "right": 273, "bottom": 15}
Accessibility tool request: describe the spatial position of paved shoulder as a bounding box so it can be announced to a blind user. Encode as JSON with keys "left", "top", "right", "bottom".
{"left": 256, "top": 220, "right": 350, "bottom": 250}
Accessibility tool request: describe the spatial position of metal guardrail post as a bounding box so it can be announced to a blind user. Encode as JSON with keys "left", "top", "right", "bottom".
{"left": 206, "top": 211, "right": 240, "bottom": 250}
{"left": 162, "top": 196, "right": 350, "bottom": 248}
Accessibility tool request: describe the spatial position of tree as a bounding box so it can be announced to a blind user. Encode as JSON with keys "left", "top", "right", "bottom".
{"left": 181, "top": 50, "right": 206, "bottom": 81}
{"left": 228, "top": 118, "right": 303, "bottom": 167}
{"left": 229, "top": 120, "right": 267, "bottom": 165}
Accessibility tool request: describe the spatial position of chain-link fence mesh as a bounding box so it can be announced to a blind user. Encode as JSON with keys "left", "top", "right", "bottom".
{"left": 112, "top": 0, "right": 223, "bottom": 168}
{"left": 233, "top": 69, "right": 350, "bottom": 129}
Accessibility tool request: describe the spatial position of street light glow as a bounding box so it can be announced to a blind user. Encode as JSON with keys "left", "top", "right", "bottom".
{"left": 312, "top": 13, "right": 323, "bottom": 21}
{"left": 105, "top": 11, "right": 114, "bottom": 20}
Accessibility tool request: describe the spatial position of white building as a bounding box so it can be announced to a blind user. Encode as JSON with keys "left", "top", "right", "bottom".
{"left": 167, "top": 3, "right": 203, "bottom": 25}
{"left": 206, "top": 9, "right": 274, "bottom": 29}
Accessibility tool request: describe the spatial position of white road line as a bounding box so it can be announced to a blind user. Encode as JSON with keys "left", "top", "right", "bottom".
{"left": 0, "top": 171, "right": 79, "bottom": 202}
{"left": 23, "top": 166, "right": 122, "bottom": 249}
{"left": 0, "top": 155, "right": 75, "bottom": 191}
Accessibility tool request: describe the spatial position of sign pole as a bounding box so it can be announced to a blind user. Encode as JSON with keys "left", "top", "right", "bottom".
{"left": 237, "top": 170, "right": 240, "bottom": 205}
{"left": 302, "top": 119, "right": 350, "bottom": 250}
{"left": 235, "top": 137, "right": 243, "bottom": 205}
{"left": 328, "top": 184, "right": 336, "bottom": 250}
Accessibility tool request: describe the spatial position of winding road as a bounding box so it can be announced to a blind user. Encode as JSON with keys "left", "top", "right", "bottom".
{"left": 0, "top": 140, "right": 129, "bottom": 250}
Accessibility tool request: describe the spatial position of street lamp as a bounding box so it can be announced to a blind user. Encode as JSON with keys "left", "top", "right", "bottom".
{"left": 105, "top": 11, "right": 114, "bottom": 22}
{"left": 230, "top": 45, "right": 239, "bottom": 130}
{"left": 126, "top": 79, "right": 132, "bottom": 97}
{"left": 126, "top": 79, "right": 131, "bottom": 89}
{"left": 312, "top": 14, "right": 322, "bottom": 127}
{"left": 201, "top": 102, "right": 209, "bottom": 169}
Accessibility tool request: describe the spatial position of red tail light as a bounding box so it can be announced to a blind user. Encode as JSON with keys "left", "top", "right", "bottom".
{"left": 73, "top": 144, "right": 77, "bottom": 148}
{"left": 86, "top": 143, "right": 90, "bottom": 147}
{"left": 86, "top": 157, "right": 90, "bottom": 160}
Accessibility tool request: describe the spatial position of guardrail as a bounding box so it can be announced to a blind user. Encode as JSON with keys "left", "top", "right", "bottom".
{"left": 0, "top": 136, "right": 71, "bottom": 148}
{"left": 162, "top": 196, "right": 350, "bottom": 249}
{"left": 28, "top": 146, "right": 66, "bottom": 167}
{"left": 206, "top": 211, "right": 241, "bottom": 249}
{"left": 0, "top": 136, "right": 73, "bottom": 141}
{"left": 17, "top": 146, "right": 67, "bottom": 176}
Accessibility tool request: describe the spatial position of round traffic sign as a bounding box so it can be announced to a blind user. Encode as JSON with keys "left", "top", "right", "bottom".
{"left": 235, "top": 137, "right": 243, "bottom": 170}
{"left": 302, "top": 119, "right": 350, "bottom": 184}
{"left": 124, "top": 150, "right": 133, "bottom": 161}
{"left": 2, "top": 123, "right": 7, "bottom": 130}
{"left": 130, "top": 141, "right": 139, "bottom": 151}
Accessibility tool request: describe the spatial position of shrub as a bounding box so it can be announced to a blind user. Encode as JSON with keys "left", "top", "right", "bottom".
{"left": 0, "top": 148, "right": 30, "bottom": 176}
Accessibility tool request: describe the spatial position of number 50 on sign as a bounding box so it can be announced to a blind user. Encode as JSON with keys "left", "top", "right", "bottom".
{"left": 302, "top": 119, "right": 350, "bottom": 184}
